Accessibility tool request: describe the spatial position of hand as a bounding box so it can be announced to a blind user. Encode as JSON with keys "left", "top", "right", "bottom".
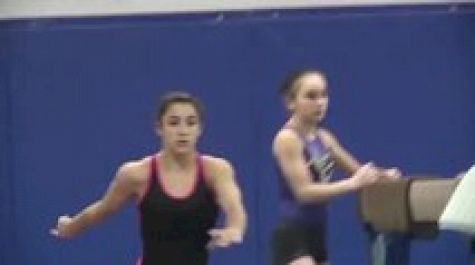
{"left": 207, "top": 227, "right": 243, "bottom": 249}
{"left": 50, "top": 215, "right": 76, "bottom": 239}
{"left": 352, "top": 162, "right": 380, "bottom": 188}
{"left": 382, "top": 167, "right": 402, "bottom": 180}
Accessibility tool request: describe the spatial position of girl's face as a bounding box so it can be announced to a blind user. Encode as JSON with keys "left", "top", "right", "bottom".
{"left": 156, "top": 103, "right": 202, "bottom": 155}
{"left": 288, "top": 73, "right": 329, "bottom": 124}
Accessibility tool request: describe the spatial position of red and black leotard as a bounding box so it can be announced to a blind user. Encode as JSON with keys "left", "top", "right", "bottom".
{"left": 138, "top": 154, "right": 218, "bottom": 265}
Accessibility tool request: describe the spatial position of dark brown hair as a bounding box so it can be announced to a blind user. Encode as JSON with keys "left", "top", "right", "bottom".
{"left": 155, "top": 91, "right": 204, "bottom": 124}
{"left": 279, "top": 70, "right": 326, "bottom": 100}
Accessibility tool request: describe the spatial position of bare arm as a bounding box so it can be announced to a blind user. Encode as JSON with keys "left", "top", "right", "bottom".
{"left": 318, "top": 128, "right": 401, "bottom": 179}
{"left": 273, "top": 129, "right": 378, "bottom": 204}
{"left": 51, "top": 162, "right": 142, "bottom": 238}
{"left": 318, "top": 128, "right": 360, "bottom": 175}
{"left": 205, "top": 157, "right": 247, "bottom": 248}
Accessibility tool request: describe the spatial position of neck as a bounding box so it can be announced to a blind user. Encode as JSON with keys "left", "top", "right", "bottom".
{"left": 160, "top": 149, "right": 196, "bottom": 169}
{"left": 287, "top": 115, "right": 318, "bottom": 136}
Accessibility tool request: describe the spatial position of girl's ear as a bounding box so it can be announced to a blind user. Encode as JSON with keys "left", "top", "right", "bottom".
{"left": 154, "top": 121, "right": 162, "bottom": 137}
{"left": 285, "top": 97, "right": 295, "bottom": 112}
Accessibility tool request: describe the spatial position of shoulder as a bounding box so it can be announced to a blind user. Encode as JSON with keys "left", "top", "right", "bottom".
{"left": 317, "top": 127, "right": 335, "bottom": 140}
{"left": 115, "top": 156, "right": 151, "bottom": 186}
{"left": 201, "top": 155, "right": 234, "bottom": 175}
{"left": 273, "top": 128, "right": 303, "bottom": 155}
{"left": 200, "top": 155, "right": 237, "bottom": 188}
{"left": 317, "top": 127, "right": 339, "bottom": 149}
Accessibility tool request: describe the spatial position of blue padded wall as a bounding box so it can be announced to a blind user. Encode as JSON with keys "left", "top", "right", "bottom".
{"left": 1, "top": 5, "right": 474, "bottom": 265}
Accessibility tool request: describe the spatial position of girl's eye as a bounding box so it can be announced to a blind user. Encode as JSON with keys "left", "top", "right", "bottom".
{"left": 187, "top": 117, "right": 198, "bottom": 126}
{"left": 305, "top": 91, "right": 318, "bottom": 99}
{"left": 305, "top": 90, "right": 327, "bottom": 99}
{"left": 167, "top": 117, "right": 180, "bottom": 126}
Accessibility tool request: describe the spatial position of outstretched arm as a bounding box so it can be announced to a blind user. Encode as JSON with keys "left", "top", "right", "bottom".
{"left": 50, "top": 162, "right": 141, "bottom": 239}
{"left": 206, "top": 157, "right": 247, "bottom": 249}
